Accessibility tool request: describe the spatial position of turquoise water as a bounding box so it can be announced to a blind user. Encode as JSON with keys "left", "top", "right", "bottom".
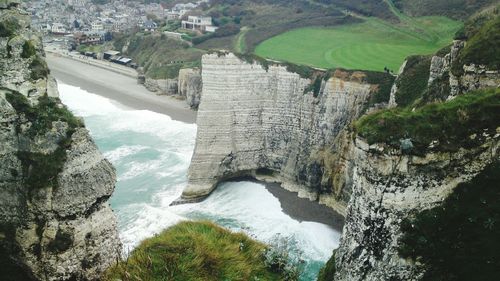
{"left": 58, "top": 83, "right": 340, "bottom": 280}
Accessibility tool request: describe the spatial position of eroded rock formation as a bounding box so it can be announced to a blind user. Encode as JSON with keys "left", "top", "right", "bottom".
{"left": 178, "top": 53, "right": 385, "bottom": 215}
{"left": 333, "top": 136, "right": 499, "bottom": 280}
{"left": 0, "top": 3, "right": 120, "bottom": 280}
{"left": 178, "top": 68, "right": 202, "bottom": 109}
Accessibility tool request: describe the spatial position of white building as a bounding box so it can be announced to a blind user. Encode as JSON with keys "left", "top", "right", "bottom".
{"left": 181, "top": 16, "right": 216, "bottom": 32}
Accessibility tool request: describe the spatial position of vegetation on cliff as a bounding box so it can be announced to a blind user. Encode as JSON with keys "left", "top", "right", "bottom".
{"left": 394, "top": 55, "right": 432, "bottom": 107}
{"left": 452, "top": 15, "right": 500, "bottom": 75}
{"left": 104, "top": 221, "right": 296, "bottom": 281}
{"left": 355, "top": 88, "right": 500, "bottom": 153}
{"left": 392, "top": 0, "right": 497, "bottom": 20}
{"left": 113, "top": 33, "right": 204, "bottom": 79}
{"left": 317, "top": 250, "right": 336, "bottom": 281}
{"left": 399, "top": 160, "right": 500, "bottom": 281}
{"left": 5, "top": 92, "right": 83, "bottom": 189}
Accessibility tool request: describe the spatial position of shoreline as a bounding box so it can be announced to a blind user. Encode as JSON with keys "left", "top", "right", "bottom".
{"left": 46, "top": 53, "right": 197, "bottom": 124}
{"left": 223, "top": 177, "right": 345, "bottom": 232}
{"left": 47, "top": 53, "right": 344, "bottom": 231}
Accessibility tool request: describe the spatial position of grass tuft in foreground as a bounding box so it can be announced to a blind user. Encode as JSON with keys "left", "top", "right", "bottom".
{"left": 104, "top": 221, "right": 293, "bottom": 281}
{"left": 355, "top": 88, "right": 500, "bottom": 153}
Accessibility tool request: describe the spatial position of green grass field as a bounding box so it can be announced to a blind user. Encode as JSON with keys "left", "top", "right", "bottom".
{"left": 255, "top": 17, "right": 462, "bottom": 72}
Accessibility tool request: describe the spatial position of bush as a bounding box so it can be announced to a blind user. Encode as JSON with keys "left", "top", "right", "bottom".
{"left": 452, "top": 16, "right": 500, "bottom": 75}
{"left": 364, "top": 71, "right": 396, "bottom": 106}
{"left": 263, "top": 234, "right": 302, "bottom": 281}
{"left": 29, "top": 56, "right": 50, "bottom": 81}
{"left": 399, "top": 161, "right": 500, "bottom": 281}
{"left": 0, "top": 20, "right": 18, "bottom": 38}
{"left": 355, "top": 88, "right": 500, "bottom": 153}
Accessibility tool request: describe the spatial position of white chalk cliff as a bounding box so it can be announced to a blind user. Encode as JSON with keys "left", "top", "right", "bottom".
{"left": 178, "top": 52, "right": 383, "bottom": 215}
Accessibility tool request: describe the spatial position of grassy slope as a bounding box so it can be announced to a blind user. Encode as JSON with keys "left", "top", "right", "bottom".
{"left": 113, "top": 33, "right": 205, "bottom": 79}
{"left": 255, "top": 16, "right": 461, "bottom": 72}
{"left": 355, "top": 88, "right": 500, "bottom": 153}
{"left": 393, "top": 0, "right": 498, "bottom": 20}
{"left": 104, "top": 221, "right": 285, "bottom": 281}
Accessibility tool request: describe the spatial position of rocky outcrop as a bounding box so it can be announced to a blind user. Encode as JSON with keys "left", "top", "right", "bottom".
{"left": 177, "top": 53, "right": 383, "bottom": 215}
{"left": 178, "top": 68, "right": 202, "bottom": 109}
{"left": 387, "top": 60, "right": 407, "bottom": 108}
{"left": 333, "top": 134, "right": 499, "bottom": 280}
{"left": 0, "top": 4, "right": 120, "bottom": 280}
{"left": 143, "top": 77, "right": 178, "bottom": 95}
{"left": 429, "top": 40, "right": 500, "bottom": 100}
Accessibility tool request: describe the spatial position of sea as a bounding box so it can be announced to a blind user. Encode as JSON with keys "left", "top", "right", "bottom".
{"left": 58, "top": 82, "right": 341, "bottom": 280}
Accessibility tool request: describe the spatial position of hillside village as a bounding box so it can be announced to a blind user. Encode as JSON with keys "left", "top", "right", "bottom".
{"left": 23, "top": 0, "right": 214, "bottom": 48}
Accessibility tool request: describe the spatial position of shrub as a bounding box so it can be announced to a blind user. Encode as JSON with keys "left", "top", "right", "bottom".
{"left": 263, "top": 234, "right": 302, "bottom": 281}
{"left": 399, "top": 161, "right": 500, "bottom": 281}
{"left": 0, "top": 20, "right": 18, "bottom": 38}
{"left": 452, "top": 16, "right": 500, "bottom": 75}
{"left": 29, "top": 56, "right": 50, "bottom": 81}
{"left": 364, "top": 71, "right": 396, "bottom": 106}
{"left": 21, "top": 40, "right": 36, "bottom": 58}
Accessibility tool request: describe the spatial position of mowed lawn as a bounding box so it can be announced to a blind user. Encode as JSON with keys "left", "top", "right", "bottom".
{"left": 255, "top": 17, "right": 462, "bottom": 72}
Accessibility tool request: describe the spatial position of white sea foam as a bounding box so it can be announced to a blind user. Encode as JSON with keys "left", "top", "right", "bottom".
{"left": 103, "top": 145, "right": 149, "bottom": 163}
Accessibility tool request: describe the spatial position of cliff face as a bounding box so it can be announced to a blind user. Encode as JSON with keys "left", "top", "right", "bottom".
{"left": 331, "top": 23, "right": 500, "bottom": 280}
{"left": 429, "top": 40, "right": 499, "bottom": 100}
{"left": 178, "top": 68, "right": 202, "bottom": 109}
{"left": 333, "top": 136, "right": 499, "bottom": 280}
{"left": 179, "top": 53, "right": 381, "bottom": 214}
{"left": 0, "top": 3, "right": 120, "bottom": 280}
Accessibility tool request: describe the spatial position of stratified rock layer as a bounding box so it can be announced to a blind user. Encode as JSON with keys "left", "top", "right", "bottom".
{"left": 181, "top": 53, "right": 376, "bottom": 214}
{"left": 333, "top": 136, "right": 499, "bottom": 280}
